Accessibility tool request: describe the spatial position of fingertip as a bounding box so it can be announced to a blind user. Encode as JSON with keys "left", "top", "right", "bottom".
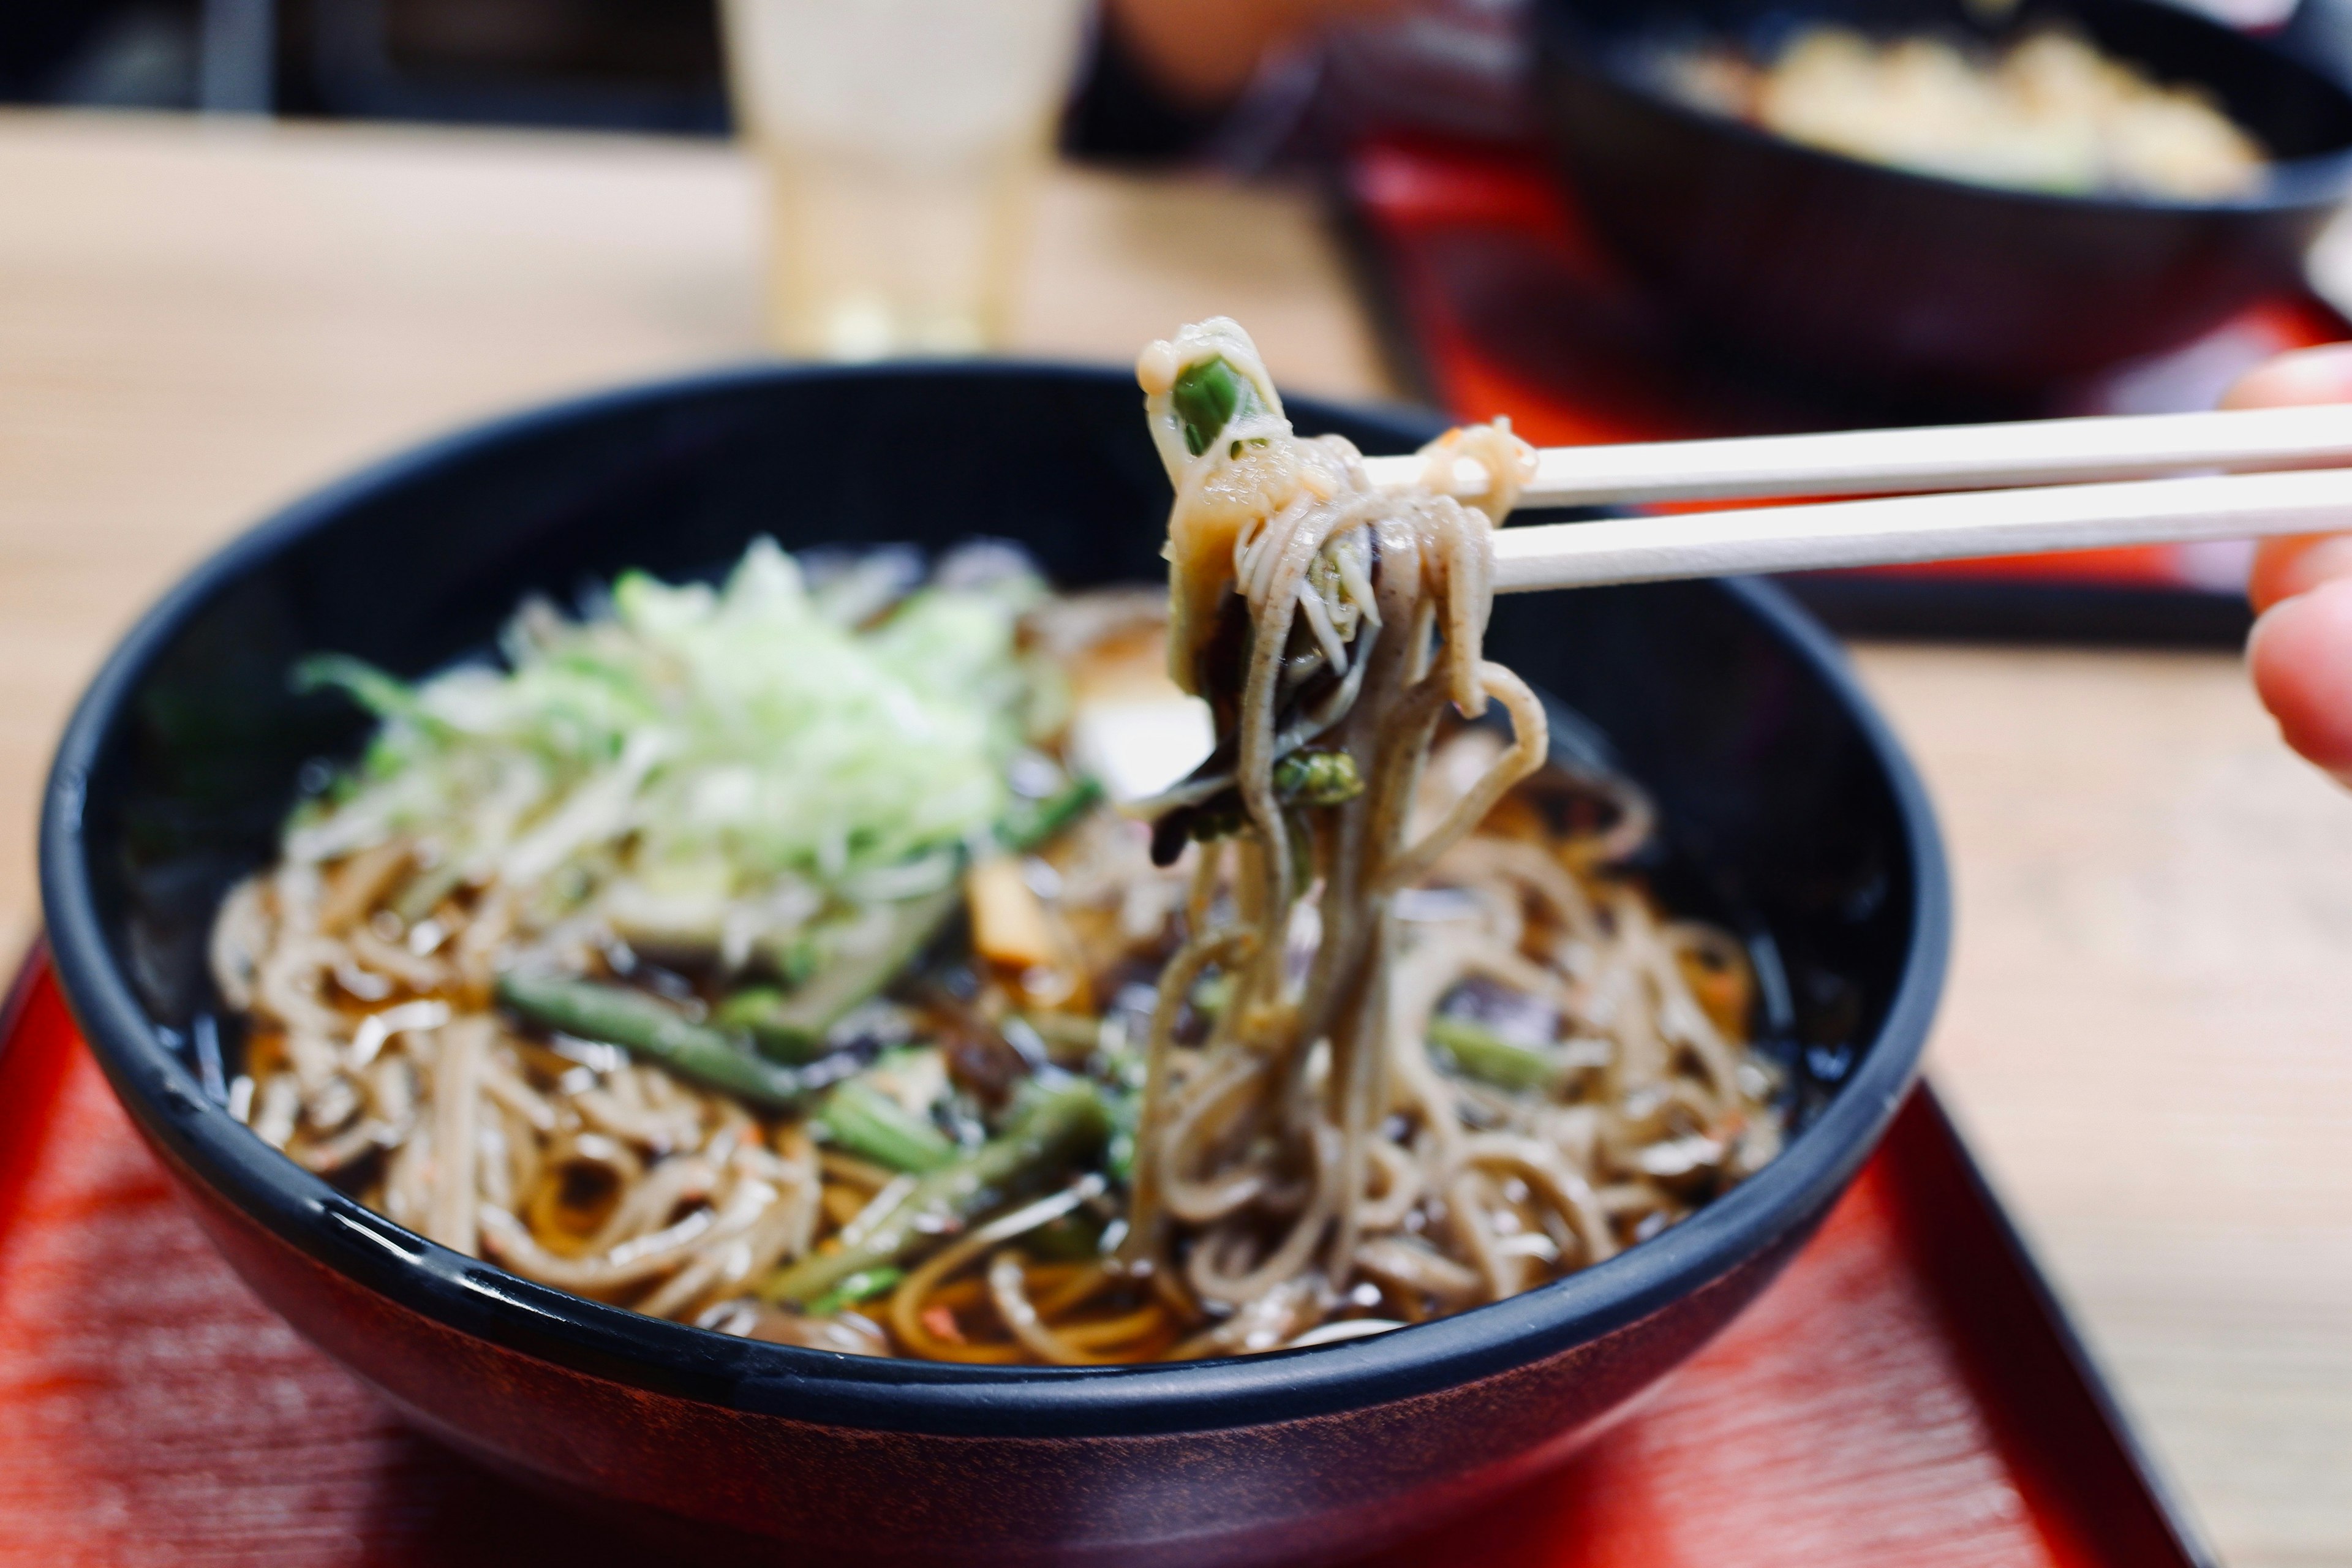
{"left": 2247, "top": 575, "right": 2352, "bottom": 784}
{"left": 2222, "top": 342, "right": 2352, "bottom": 410}
{"left": 2249, "top": 533, "right": 2352, "bottom": 614}
{"left": 2228, "top": 344, "right": 2352, "bottom": 614}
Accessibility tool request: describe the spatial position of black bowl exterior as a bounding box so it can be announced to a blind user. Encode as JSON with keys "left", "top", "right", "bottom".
{"left": 1535, "top": 0, "right": 2352, "bottom": 394}
{"left": 168, "top": 1137, "right": 1820, "bottom": 1566}
{"left": 40, "top": 364, "right": 1948, "bottom": 1562}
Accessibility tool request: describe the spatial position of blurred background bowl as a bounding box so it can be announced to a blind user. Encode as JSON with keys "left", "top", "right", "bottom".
{"left": 1533, "top": 0, "right": 2352, "bottom": 398}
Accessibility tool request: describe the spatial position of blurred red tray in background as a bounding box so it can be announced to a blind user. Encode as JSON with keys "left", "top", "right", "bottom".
{"left": 0, "top": 944, "right": 2211, "bottom": 1566}
{"left": 1342, "top": 137, "right": 2350, "bottom": 641}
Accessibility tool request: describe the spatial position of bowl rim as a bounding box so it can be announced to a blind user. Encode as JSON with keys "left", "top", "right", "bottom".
{"left": 39, "top": 359, "right": 1950, "bottom": 1441}
{"left": 1534, "top": 0, "right": 2352, "bottom": 214}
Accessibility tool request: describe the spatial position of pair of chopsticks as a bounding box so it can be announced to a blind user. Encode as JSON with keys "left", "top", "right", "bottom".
{"left": 1354, "top": 404, "right": 2352, "bottom": 594}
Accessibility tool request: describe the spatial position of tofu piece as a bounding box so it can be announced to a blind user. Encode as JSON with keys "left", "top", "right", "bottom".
{"left": 1069, "top": 695, "right": 1215, "bottom": 807}
{"left": 967, "top": 854, "right": 1060, "bottom": 970}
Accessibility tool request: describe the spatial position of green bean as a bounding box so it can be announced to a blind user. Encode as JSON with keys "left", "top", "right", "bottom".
{"left": 764, "top": 1079, "right": 1109, "bottom": 1308}
{"left": 1171, "top": 356, "right": 1261, "bottom": 458}
{"left": 816, "top": 1077, "right": 956, "bottom": 1174}
{"left": 710, "top": 985, "right": 817, "bottom": 1060}
{"left": 495, "top": 971, "right": 808, "bottom": 1111}
{"left": 1427, "top": 1015, "right": 1563, "bottom": 1095}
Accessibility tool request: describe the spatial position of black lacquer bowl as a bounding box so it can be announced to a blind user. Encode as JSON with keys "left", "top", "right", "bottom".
{"left": 1534, "top": 0, "right": 2352, "bottom": 398}
{"left": 39, "top": 365, "right": 1947, "bottom": 1566}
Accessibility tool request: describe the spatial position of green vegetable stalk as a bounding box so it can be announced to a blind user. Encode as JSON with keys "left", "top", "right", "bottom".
{"left": 496, "top": 971, "right": 808, "bottom": 1111}
{"left": 1427, "top": 1015, "right": 1564, "bottom": 1095}
{"left": 816, "top": 1077, "right": 956, "bottom": 1174}
{"left": 712, "top": 778, "right": 1098, "bottom": 1066}
{"left": 764, "top": 1079, "right": 1109, "bottom": 1309}
{"left": 715, "top": 886, "right": 959, "bottom": 1061}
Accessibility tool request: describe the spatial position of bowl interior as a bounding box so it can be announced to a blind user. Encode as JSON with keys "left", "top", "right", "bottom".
{"left": 1544, "top": 0, "right": 2352, "bottom": 180}
{"left": 46, "top": 363, "right": 1942, "bottom": 1427}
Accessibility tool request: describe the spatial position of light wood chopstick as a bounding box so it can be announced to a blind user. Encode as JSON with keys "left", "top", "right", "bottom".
{"left": 1341, "top": 404, "right": 2352, "bottom": 592}
{"left": 1484, "top": 467, "right": 2352, "bottom": 594}
{"left": 1359, "top": 403, "right": 2352, "bottom": 509}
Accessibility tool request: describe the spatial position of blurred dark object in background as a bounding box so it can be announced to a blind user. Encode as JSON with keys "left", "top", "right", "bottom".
{"left": 1534, "top": 0, "right": 2352, "bottom": 398}
{"left": 0, "top": 0, "right": 726, "bottom": 129}
{"left": 17, "top": 0, "right": 2352, "bottom": 175}
{"left": 3, "top": 0, "right": 1161, "bottom": 154}
{"left": 1, "top": 1, "right": 200, "bottom": 107}
{"left": 0, "top": 4, "right": 117, "bottom": 99}
{"left": 288, "top": 0, "right": 725, "bottom": 130}
{"left": 1066, "top": 2, "right": 1224, "bottom": 161}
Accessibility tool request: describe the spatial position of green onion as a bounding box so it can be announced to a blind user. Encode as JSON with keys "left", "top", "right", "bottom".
{"left": 495, "top": 971, "right": 807, "bottom": 1111}
{"left": 293, "top": 653, "right": 430, "bottom": 726}
{"left": 1171, "top": 356, "right": 1257, "bottom": 457}
{"left": 1275, "top": 748, "right": 1363, "bottom": 806}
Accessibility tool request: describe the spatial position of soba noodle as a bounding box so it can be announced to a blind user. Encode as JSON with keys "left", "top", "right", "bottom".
{"left": 211, "top": 319, "right": 1785, "bottom": 1362}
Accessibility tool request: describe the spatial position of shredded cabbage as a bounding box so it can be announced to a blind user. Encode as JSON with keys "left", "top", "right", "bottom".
{"left": 287, "top": 539, "right": 1046, "bottom": 959}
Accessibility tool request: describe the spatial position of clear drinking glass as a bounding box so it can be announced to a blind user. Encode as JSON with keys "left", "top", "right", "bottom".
{"left": 722, "top": 0, "right": 1088, "bottom": 360}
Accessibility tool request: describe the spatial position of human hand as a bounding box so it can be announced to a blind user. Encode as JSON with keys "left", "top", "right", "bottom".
{"left": 1106, "top": 0, "right": 1415, "bottom": 106}
{"left": 2226, "top": 344, "right": 2352, "bottom": 787}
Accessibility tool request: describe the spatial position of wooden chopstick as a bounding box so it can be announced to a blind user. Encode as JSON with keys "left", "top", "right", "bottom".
{"left": 1359, "top": 403, "right": 2352, "bottom": 510}
{"left": 1485, "top": 467, "right": 2352, "bottom": 594}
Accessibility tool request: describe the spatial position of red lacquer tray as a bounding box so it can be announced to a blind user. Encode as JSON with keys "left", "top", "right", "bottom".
{"left": 1341, "top": 135, "right": 2351, "bottom": 641}
{"left": 0, "top": 942, "right": 2211, "bottom": 1566}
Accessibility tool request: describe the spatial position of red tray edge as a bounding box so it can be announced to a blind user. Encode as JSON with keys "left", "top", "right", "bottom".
{"left": 2, "top": 937, "right": 2222, "bottom": 1564}
{"left": 1888, "top": 1086, "right": 2220, "bottom": 1568}
{"left": 0, "top": 936, "right": 74, "bottom": 1254}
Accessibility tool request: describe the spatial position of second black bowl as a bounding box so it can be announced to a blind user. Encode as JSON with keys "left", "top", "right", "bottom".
{"left": 1535, "top": 0, "right": 2352, "bottom": 398}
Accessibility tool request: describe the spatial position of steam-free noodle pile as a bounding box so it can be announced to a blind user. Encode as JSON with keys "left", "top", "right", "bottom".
{"left": 211, "top": 319, "right": 1787, "bottom": 1362}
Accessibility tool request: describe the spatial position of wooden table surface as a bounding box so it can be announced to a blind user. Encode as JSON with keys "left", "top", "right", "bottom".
{"left": 0, "top": 110, "right": 2344, "bottom": 1567}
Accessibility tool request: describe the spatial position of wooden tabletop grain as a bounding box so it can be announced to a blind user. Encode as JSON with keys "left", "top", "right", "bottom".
{"left": 0, "top": 110, "right": 2343, "bottom": 1567}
